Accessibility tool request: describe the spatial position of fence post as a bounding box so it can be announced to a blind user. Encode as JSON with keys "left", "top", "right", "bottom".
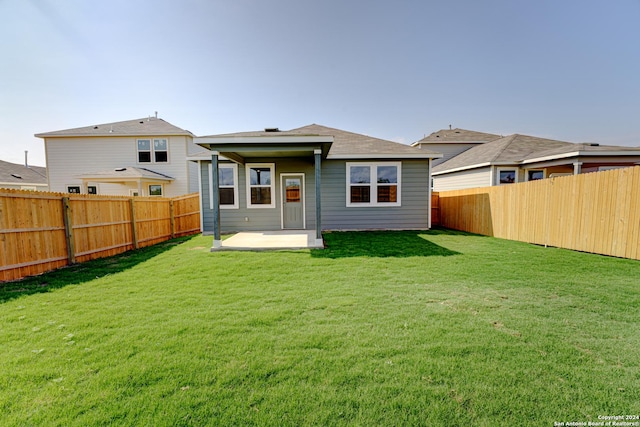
{"left": 62, "top": 197, "right": 76, "bottom": 264}
{"left": 170, "top": 199, "right": 175, "bottom": 239}
{"left": 129, "top": 198, "right": 139, "bottom": 249}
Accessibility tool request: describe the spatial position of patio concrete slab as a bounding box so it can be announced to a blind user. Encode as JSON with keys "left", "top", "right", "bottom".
{"left": 214, "top": 230, "right": 324, "bottom": 251}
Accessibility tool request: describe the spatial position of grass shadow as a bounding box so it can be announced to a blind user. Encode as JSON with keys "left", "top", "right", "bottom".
{"left": 312, "top": 230, "right": 462, "bottom": 259}
{"left": 0, "top": 235, "right": 196, "bottom": 304}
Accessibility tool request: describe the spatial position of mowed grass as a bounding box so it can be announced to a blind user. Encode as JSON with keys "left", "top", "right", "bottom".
{"left": 1, "top": 230, "right": 639, "bottom": 426}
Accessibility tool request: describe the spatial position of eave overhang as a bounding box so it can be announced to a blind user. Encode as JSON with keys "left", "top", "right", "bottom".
{"left": 195, "top": 135, "right": 334, "bottom": 164}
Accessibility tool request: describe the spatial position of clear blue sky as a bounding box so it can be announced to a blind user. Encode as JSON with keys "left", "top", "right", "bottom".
{"left": 2, "top": 0, "right": 639, "bottom": 167}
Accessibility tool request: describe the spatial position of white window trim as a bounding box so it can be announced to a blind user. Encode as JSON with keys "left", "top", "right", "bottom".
{"left": 246, "top": 163, "right": 276, "bottom": 208}
{"left": 137, "top": 137, "right": 170, "bottom": 164}
{"left": 280, "top": 173, "right": 306, "bottom": 229}
{"left": 148, "top": 184, "right": 163, "bottom": 197}
{"left": 346, "top": 161, "right": 402, "bottom": 207}
{"left": 209, "top": 163, "right": 239, "bottom": 209}
{"left": 497, "top": 167, "right": 519, "bottom": 185}
{"left": 525, "top": 169, "right": 546, "bottom": 182}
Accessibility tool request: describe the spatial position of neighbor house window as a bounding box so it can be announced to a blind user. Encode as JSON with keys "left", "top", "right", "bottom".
{"left": 149, "top": 184, "right": 163, "bottom": 196}
{"left": 246, "top": 163, "right": 275, "bottom": 208}
{"left": 67, "top": 185, "right": 81, "bottom": 194}
{"left": 87, "top": 185, "right": 97, "bottom": 194}
{"left": 346, "top": 162, "right": 401, "bottom": 207}
{"left": 153, "top": 139, "right": 168, "bottom": 162}
{"left": 137, "top": 139, "right": 151, "bottom": 162}
{"left": 137, "top": 138, "right": 169, "bottom": 163}
{"left": 209, "top": 163, "right": 239, "bottom": 209}
{"left": 497, "top": 168, "right": 517, "bottom": 185}
{"left": 527, "top": 170, "right": 545, "bottom": 181}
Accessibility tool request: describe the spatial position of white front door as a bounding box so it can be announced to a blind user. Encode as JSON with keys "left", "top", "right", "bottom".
{"left": 281, "top": 174, "right": 305, "bottom": 229}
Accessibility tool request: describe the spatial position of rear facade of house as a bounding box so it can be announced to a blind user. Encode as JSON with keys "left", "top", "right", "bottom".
{"left": 196, "top": 124, "right": 440, "bottom": 236}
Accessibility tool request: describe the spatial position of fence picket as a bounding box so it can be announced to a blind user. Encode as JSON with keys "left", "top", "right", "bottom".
{"left": 0, "top": 191, "right": 200, "bottom": 282}
{"left": 437, "top": 167, "right": 640, "bottom": 261}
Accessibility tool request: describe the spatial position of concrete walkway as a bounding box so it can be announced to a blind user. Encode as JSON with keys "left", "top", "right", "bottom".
{"left": 214, "top": 230, "right": 324, "bottom": 251}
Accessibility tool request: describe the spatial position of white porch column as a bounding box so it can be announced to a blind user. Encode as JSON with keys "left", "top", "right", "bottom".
{"left": 573, "top": 162, "right": 583, "bottom": 175}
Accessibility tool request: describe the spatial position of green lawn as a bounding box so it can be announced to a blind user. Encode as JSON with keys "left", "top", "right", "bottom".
{"left": 1, "top": 230, "right": 639, "bottom": 426}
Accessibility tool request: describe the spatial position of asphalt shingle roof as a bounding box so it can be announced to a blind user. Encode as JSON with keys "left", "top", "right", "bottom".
{"left": 35, "top": 117, "right": 193, "bottom": 137}
{"left": 433, "top": 134, "right": 575, "bottom": 173}
{"left": 0, "top": 160, "right": 47, "bottom": 185}
{"left": 415, "top": 128, "right": 501, "bottom": 143}
{"left": 76, "top": 167, "right": 174, "bottom": 180}
{"left": 201, "top": 124, "right": 440, "bottom": 158}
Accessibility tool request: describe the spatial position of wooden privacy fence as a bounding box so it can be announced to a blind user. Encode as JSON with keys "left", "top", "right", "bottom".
{"left": 431, "top": 192, "right": 440, "bottom": 226}
{"left": 0, "top": 190, "right": 200, "bottom": 282}
{"left": 438, "top": 166, "right": 640, "bottom": 260}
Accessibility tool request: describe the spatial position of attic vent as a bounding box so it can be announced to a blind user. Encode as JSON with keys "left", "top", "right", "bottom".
{"left": 455, "top": 131, "right": 460, "bottom": 133}
{"left": 589, "top": 143, "right": 600, "bottom": 146}
{"left": 115, "top": 168, "right": 127, "bottom": 172}
{"left": 93, "top": 126, "right": 99, "bottom": 129}
{"left": 265, "top": 127, "right": 280, "bottom": 132}
{"left": 11, "top": 173, "right": 22, "bottom": 179}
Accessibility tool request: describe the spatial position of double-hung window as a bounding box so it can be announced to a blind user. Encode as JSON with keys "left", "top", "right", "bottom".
{"left": 137, "top": 138, "right": 168, "bottom": 163}
{"left": 209, "top": 163, "right": 239, "bottom": 209}
{"left": 346, "top": 162, "right": 401, "bottom": 207}
{"left": 246, "top": 163, "right": 275, "bottom": 208}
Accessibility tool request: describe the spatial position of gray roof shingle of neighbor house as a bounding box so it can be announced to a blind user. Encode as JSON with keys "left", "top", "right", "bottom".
{"left": 433, "top": 134, "right": 576, "bottom": 173}
{"left": 414, "top": 128, "right": 502, "bottom": 144}
{"left": 35, "top": 117, "right": 194, "bottom": 137}
{"left": 202, "top": 123, "right": 441, "bottom": 158}
{"left": 0, "top": 159, "right": 47, "bottom": 185}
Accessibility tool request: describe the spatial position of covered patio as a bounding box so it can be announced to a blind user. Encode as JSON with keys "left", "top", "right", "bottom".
{"left": 196, "top": 129, "right": 333, "bottom": 251}
{"left": 77, "top": 166, "right": 174, "bottom": 196}
{"left": 216, "top": 230, "right": 324, "bottom": 250}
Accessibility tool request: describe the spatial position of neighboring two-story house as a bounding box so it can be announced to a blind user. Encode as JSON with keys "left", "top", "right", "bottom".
{"left": 36, "top": 116, "right": 209, "bottom": 197}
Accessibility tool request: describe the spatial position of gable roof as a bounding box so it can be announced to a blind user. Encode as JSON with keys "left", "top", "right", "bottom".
{"left": 198, "top": 124, "right": 441, "bottom": 159}
{"left": 0, "top": 160, "right": 47, "bottom": 185}
{"left": 413, "top": 128, "right": 501, "bottom": 145}
{"left": 35, "top": 117, "right": 193, "bottom": 138}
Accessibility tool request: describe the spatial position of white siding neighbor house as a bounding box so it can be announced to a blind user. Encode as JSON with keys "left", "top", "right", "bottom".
{"left": 36, "top": 116, "right": 209, "bottom": 197}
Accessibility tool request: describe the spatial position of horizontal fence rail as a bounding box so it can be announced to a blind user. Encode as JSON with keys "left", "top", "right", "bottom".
{"left": 437, "top": 166, "right": 640, "bottom": 260}
{"left": 0, "top": 190, "right": 201, "bottom": 282}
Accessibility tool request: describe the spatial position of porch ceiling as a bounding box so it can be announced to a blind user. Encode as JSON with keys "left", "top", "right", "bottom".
{"left": 196, "top": 137, "right": 333, "bottom": 164}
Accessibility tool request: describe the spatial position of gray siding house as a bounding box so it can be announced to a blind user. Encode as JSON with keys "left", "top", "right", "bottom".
{"left": 196, "top": 124, "right": 441, "bottom": 248}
